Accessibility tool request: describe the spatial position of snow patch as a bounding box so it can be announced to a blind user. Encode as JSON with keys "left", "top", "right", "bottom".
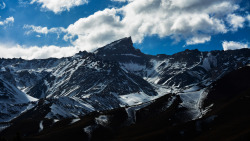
{"left": 53, "top": 119, "right": 59, "bottom": 123}
{"left": 95, "top": 115, "right": 110, "bottom": 126}
{"left": 200, "top": 53, "right": 217, "bottom": 71}
{"left": 125, "top": 103, "right": 151, "bottom": 124}
{"left": 179, "top": 87, "right": 206, "bottom": 119}
{"left": 26, "top": 94, "right": 38, "bottom": 102}
{"left": 83, "top": 125, "right": 98, "bottom": 141}
{"left": 0, "top": 123, "right": 11, "bottom": 132}
{"left": 39, "top": 121, "right": 43, "bottom": 132}
{"left": 70, "top": 118, "right": 80, "bottom": 124}
{"left": 199, "top": 104, "right": 213, "bottom": 118}
{"left": 120, "top": 92, "right": 152, "bottom": 106}
{"left": 119, "top": 84, "right": 172, "bottom": 107}
{"left": 0, "top": 67, "right": 6, "bottom": 72}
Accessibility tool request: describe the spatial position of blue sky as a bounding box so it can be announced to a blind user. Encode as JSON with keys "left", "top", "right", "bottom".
{"left": 0, "top": 0, "right": 249, "bottom": 59}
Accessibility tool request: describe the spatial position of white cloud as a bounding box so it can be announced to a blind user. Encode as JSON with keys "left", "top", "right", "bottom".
{"left": 0, "top": 0, "right": 6, "bottom": 9}
{"left": 111, "top": 0, "right": 134, "bottom": 2}
{"left": 21, "top": 0, "right": 249, "bottom": 59}
{"left": 186, "top": 36, "right": 211, "bottom": 45}
{"left": 23, "top": 25, "right": 66, "bottom": 38}
{"left": 111, "top": 0, "right": 127, "bottom": 2}
{"left": 65, "top": 8, "right": 128, "bottom": 51}
{"left": 30, "top": 0, "right": 88, "bottom": 14}
{"left": 0, "top": 43, "right": 79, "bottom": 60}
{"left": 227, "top": 14, "right": 245, "bottom": 31}
{"left": 62, "top": 0, "right": 237, "bottom": 51}
{"left": 247, "top": 15, "right": 250, "bottom": 21}
{"left": 222, "top": 41, "right": 249, "bottom": 51}
{"left": 0, "top": 16, "right": 14, "bottom": 26}
{"left": 247, "top": 14, "right": 250, "bottom": 26}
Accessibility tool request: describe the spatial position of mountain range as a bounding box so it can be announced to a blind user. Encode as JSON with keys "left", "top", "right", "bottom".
{"left": 0, "top": 37, "right": 250, "bottom": 141}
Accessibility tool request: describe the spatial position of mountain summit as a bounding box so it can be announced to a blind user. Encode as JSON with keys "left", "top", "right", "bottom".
{"left": 95, "top": 37, "right": 147, "bottom": 64}
{"left": 96, "top": 37, "right": 134, "bottom": 52}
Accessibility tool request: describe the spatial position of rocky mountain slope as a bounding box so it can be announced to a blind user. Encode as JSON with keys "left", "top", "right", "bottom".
{"left": 0, "top": 78, "right": 37, "bottom": 123}
{"left": 2, "top": 66, "right": 247, "bottom": 141}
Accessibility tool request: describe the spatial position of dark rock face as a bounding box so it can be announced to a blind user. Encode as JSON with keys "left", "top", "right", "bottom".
{"left": 202, "top": 66, "right": 250, "bottom": 111}
{"left": 95, "top": 37, "right": 150, "bottom": 67}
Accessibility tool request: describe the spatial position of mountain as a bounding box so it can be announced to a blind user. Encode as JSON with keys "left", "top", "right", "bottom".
{"left": 0, "top": 37, "right": 250, "bottom": 140}
{"left": 95, "top": 37, "right": 250, "bottom": 89}
{"left": 27, "top": 53, "right": 157, "bottom": 99}
{"left": 24, "top": 52, "right": 158, "bottom": 120}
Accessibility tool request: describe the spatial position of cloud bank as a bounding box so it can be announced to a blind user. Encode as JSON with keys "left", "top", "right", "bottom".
{"left": 27, "top": 0, "right": 248, "bottom": 50}
{"left": 30, "top": 0, "right": 88, "bottom": 14}
{"left": 0, "top": 43, "right": 78, "bottom": 60}
{"left": 222, "top": 41, "right": 249, "bottom": 51}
